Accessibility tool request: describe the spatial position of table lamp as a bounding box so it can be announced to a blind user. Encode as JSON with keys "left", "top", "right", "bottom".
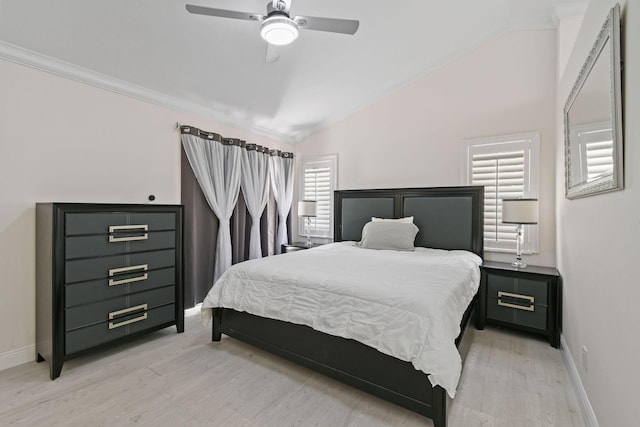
{"left": 298, "top": 200, "right": 317, "bottom": 247}
{"left": 501, "top": 198, "right": 538, "bottom": 268}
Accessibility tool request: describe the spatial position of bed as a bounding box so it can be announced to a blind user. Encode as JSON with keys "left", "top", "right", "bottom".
{"left": 203, "top": 186, "right": 484, "bottom": 427}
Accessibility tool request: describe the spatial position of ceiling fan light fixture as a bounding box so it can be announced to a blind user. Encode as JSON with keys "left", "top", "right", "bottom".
{"left": 260, "top": 16, "right": 299, "bottom": 45}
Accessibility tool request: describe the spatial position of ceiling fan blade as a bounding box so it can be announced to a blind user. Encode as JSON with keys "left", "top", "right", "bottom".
{"left": 265, "top": 43, "right": 281, "bottom": 63}
{"left": 186, "top": 4, "right": 263, "bottom": 22}
{"left": 294, "top": 15, "right": 359, "bottom": 35}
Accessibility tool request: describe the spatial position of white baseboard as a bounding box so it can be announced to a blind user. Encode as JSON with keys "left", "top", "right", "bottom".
{"left": 561, "top": 334, "right": 599, "bottom": 427}
{"left": 0, "top": 345, "right": 36, "bottom": 372}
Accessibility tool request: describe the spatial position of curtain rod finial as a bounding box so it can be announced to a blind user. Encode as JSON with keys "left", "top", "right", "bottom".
{"left": 175, "top": 122, "right": 181, "bottom": 130}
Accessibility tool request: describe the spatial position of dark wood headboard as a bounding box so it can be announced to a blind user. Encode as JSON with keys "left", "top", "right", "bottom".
{"left": 334, "top": 186, "right": 484, "bottom": 257}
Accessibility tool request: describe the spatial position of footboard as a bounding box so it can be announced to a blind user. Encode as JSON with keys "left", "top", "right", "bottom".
{"left": 211, "top": 304, "right": 481, "bottom": 427}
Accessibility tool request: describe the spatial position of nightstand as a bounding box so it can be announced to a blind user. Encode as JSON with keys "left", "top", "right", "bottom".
{"left": 281, "top": 242, "right": 322, "bottom": 254}
{"left": 478, "top": 261, "right": 561, "bottom": 348}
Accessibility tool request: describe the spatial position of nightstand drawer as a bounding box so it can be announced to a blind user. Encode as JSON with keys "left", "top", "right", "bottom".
{"left": 281, "top": 242, "right": 323, "bottom": 253}
{"left": 282, "top": 245, "right": 306, "bottom": 253}
{"left": 487, "top": 296, "right": 547, "bottom": 330}
{"left": 486, "top": 274, "right": 548, "bottom": 306}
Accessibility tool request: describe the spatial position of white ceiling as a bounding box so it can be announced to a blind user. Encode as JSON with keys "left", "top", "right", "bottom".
{"left": 0, "top": 0, "right": 587, "bottom": 143}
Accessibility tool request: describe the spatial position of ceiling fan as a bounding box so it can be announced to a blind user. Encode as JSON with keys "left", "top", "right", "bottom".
{"left": 186, "top": 0, "right": 359, "bottom": 62}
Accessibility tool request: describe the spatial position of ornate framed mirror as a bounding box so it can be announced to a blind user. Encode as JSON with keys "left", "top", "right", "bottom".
{"left": 564, "top": 4, "right": 623, "bottom": 199}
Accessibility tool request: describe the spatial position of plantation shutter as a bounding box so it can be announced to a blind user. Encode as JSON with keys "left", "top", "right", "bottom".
{"left": 585, "top": 140, "right": 614, "bottom": 181}
{"left": 472, "top": 151, "right": 524, "bottom": 246}
{"left": 461, "top": 131, "right": 538, "bottom": 253}
{"left": 301, "top": 158, "right": 335, "bottom": 237}
{"left": 571, "top": 123, "right": 614, "bottom": 183}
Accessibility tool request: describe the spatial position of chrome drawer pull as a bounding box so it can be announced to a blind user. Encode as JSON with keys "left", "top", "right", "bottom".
{"left": 497, "top": 291, "right": 535, "bottom": 312}
{"left": 108, "top": 304, "right": 148, "bottom": 329}
{"left": 108, "top": 264, "right": 148, "bottom": 287}
{"left": 108, "top": 225, "right": 148, "bottom": 242}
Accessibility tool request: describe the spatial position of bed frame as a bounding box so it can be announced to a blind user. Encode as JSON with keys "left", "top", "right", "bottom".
{"left": 211, "top": 186, "right": 484, "bottom": 427}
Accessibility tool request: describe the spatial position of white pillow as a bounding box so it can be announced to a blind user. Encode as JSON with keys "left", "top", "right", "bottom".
{"left": 371, "top": 216, "right": 414, "bottom": 223}
{"left": 355, "top": 221, "right": 419, "bottom": 251}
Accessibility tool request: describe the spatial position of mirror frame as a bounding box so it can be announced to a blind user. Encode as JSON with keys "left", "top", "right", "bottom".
{"left": 564, "top": 4, "right": 623, "bottom": 199}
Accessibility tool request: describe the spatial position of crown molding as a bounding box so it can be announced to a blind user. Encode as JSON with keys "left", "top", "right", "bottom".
{"left": 508, "top": 2, "right": 588, "bottom": 30}
{"left": 509, "top": 16, "right": 557, "bottom": 31}
{"left": 0, "top": 40, "right": 297, "bottom": 144}
{"left": 553, "top": 2, "right": 588, "bottom": 25}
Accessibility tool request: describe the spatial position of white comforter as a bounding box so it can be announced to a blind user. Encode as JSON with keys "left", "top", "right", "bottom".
{"left": 201, "top": 242, "right": 481, "bottom": 397}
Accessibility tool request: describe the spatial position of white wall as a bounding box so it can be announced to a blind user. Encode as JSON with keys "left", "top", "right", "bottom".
{"left": 0, "top": 58, "right": 291, "bottom": 368}
{"left": 295, "top": 30, "right": 558, "bottom": 267}
{"left": 556, "top": 1, "right": 640, "bottom": 426}
{"left": 557, "top": 15, "right": 585, "bottom": 81}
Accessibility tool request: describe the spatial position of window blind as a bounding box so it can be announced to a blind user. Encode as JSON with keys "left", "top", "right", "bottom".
{"left": 471, "top": 151, "right": 525, "bottom": 245}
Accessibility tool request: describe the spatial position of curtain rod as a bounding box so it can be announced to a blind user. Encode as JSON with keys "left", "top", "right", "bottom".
{"left": 177, "top": 123, "right": 293, "bottom": 158}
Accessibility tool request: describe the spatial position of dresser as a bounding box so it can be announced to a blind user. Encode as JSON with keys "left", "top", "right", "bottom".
{"left": 36, "top": 203, "right": 184, "bottom": 379}
{"left": 478, "top": 261, "right": 561, "bottom": 347}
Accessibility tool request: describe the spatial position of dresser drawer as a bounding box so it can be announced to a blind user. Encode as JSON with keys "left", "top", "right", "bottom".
{"left": 65, "top": 285, "right": 175, "bottom": 331}
{"left": 65, "top": 230, "right": 176, "bottom": 259}
{"left": 65, "top": 304, "right": 175, "bottom": 355}
{"left": 487, "top": 297, "right": 547, "bottom": 330}
{"left": 65, "top": 212, "right": 176, "bottom": 236}
{"left": 65, "top": 249, "right": 175, "bottom": 284}
{"left": 486, "top": 274, "right": 548, "bottom": 306}
{"left": 65, "top": 267, "right": 176, "bottom": 307}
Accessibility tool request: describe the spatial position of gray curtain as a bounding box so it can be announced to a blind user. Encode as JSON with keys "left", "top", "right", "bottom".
{"left": 231, "top": 192, "right": 250, "bottom": 263}
{"left": 181, "top": 146, "right": 217, "bottom": 307}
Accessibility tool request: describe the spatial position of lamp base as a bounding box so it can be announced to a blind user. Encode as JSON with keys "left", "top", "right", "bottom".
{"left": 511, "top": 260, "right": 527, "bottom": 269}
{"left": 511, "top": 224, "right": 527, "bottom": 268}
{"left": 305, "top": 217, "right": 312, "bottom": 247}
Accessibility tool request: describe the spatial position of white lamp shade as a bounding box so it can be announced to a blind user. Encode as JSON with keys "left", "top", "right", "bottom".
{"left": 502, "top": 198, "right": 538, "bottom": 224}
{"left": 298, "top": 200, "right": 317, "bottom": 217}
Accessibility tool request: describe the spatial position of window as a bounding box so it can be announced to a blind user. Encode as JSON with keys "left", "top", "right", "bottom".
{"left": 461, "top": 132, "right": 539, "bottom": 253}
{"left": 298, "top": 155, "right": 337, "bottom": 238}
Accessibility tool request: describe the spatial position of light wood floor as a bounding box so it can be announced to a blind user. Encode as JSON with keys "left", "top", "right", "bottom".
{"left": 0, "top": 309, "right": 584, "bottom": 426}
